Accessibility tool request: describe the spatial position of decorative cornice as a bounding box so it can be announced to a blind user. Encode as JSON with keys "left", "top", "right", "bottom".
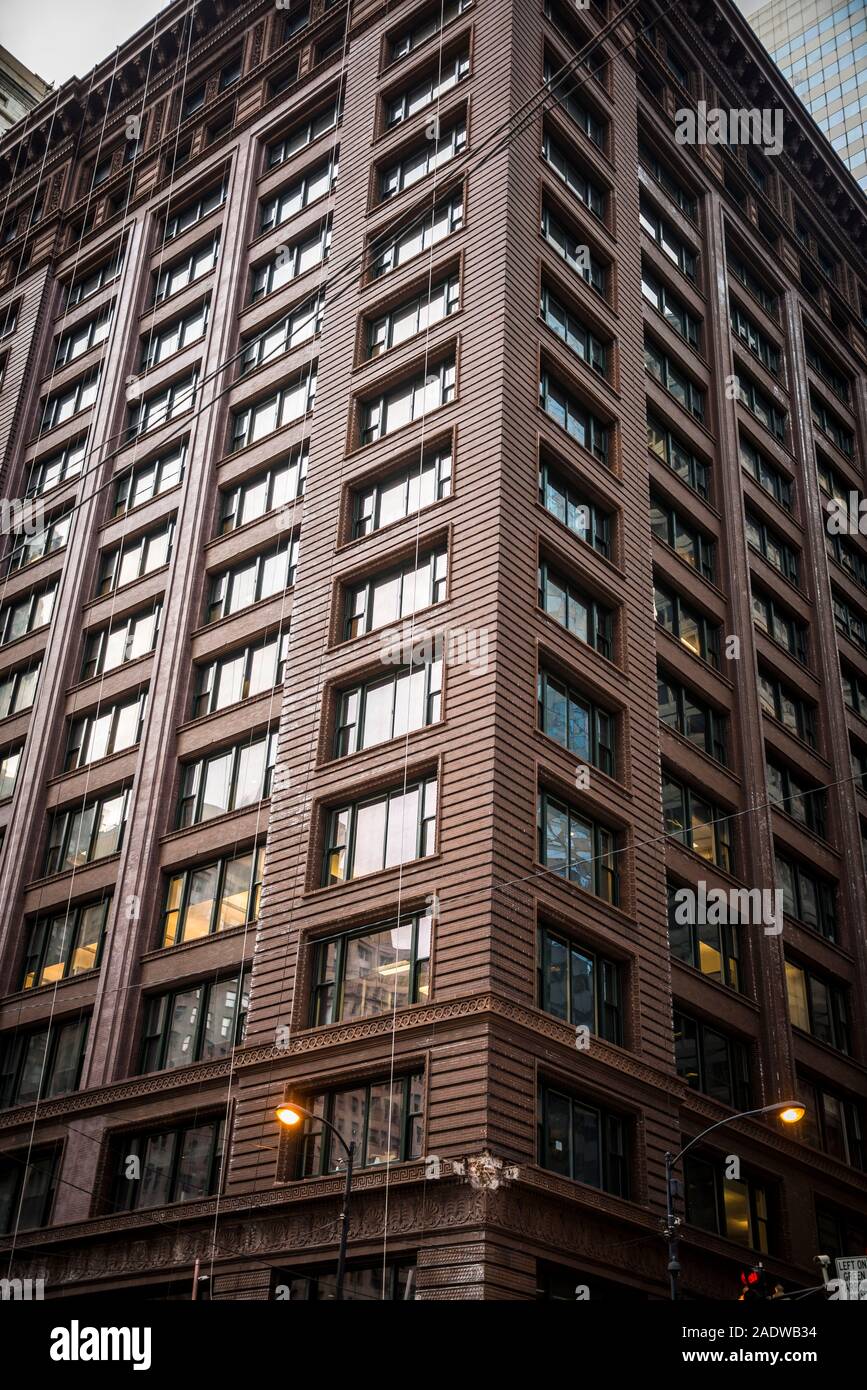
{"left": 0, "top": 991, "right": 681, "bottom": 1133}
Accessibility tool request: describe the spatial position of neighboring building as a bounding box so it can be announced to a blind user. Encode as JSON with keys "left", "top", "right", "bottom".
{"left": 0, "top": 0, "right": 864, "bottom": 1301}
{"left": 738, "top": 0, "right": 867, "bottom": 190}
{"left": 0, "top": 46, "right": 51, "bottom": 137}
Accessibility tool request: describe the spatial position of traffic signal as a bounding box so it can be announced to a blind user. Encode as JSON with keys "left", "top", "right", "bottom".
{"left": 738, "top": 1264, "right": 769, "bottom": 1301}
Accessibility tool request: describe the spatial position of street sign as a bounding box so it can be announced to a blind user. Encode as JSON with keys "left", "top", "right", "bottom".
{"left": 834, "top": 1256, "right": 867, "bottom": 1299}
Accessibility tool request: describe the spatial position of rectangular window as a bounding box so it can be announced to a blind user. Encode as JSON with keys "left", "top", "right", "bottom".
{"left": 805, "top": 339, "right": 850, "bottom": 404}
{"left": 842, "top": 664, "right": 867, "bottom": 719}
{"left": 538, "top": 1083, "right": 629, "bottom": 1195}
{"left": 0, "top": 743, "right": 22, "bottom": 799}
{"left": 162, "top": 844, "right": 265, "bottom": 946}
{"left": 97, "top": 519, "right": 175, "bottom": 596}
{"left": 296, "top": 1074, "right": 424, "bottom": 1175}
{"left": 371, "top": 190, "right": 464, "bottom": 279}
{"left": 736, "top": 373, "right": 786, "bottom": 442}
{"left": 140, "top": 299, "right": 209, "bottom": 371}
{"left": 826, "top": 531, "right": 867, "bottom": 592}
{"left": 816, "top": 1206, "right": 867, "bottom": 1264}
{"left": 766, "top": 759, "right": 825, "bottom": 836}
{"left": 537, "top": 925, "right": 622, "bottom": 1042}
{"left": 231, "top": 369, "right": 316, "bottom": 449}
{"left": 323, "top": 776, "right": 437, "bottom": 884}
{"left": 0, "top": 1015, "right": 89, "bottom": 1108}
{"left": 250, "top": 221, "right": 331, "bottom": 302}
{"left": 757, "top": 669, "right": 815, "bottom": 747}
{"left": 81, "top": 603, "right": 162, "bottom": 680}
{"left": 6, "top": 512, "right": 71, "bottom": 575}
{"left": 538, "top": 669, "right": 615, "bottom": 775}
{"left": 538, "top": 458, "right": 611, "bottom": 556}
{"left": 0, "top": 660, "right": 41, "bottom": 718}
{"left": 279, "top": 1262, "right": 416, "bottom": 1301}
{"left": 260, "top": 154, "right": 338, "bottom": 235}
{"left": 639, "top": 200, "right": 696, "bottom": 279}
{"left": 163, "top": 182, "right": 226, "bottom": 242}
{"left": 177, "top": 730, "right": 277, "bottom": 827}
{"left": 641, "top": 266, "right": 700, "bottom": 348}
{"left": 667, "top": 880, "right": 740, "bottom": 991}
{"left": 336, "top": 660, "right": 442, "bottom": 757}
{"left": 65, "top": 249, "right": 123, "bottom": 308}
{"left": 266, "top": 100, "right": 340, "bottom": 170}
{"left": 731, "top": 304, "right": 780, "bottom": 376}
{"left": 745, "top": 509, "right": 799, "bottom": 585}
{"left": 154, "top": 232, "right": 220, "bottom": 304}
{"left": 65, "top": 691, "right": 147, "bottom": 771}
{"left": 54, "top": 306, "right": 113, "bottom": 368}
{"left": 311, "top": 913, "right": 432, "bottom": 1025}
{"left": 542, "top": 133, "right": 605, "bottom": 220}
{"left": 127, "top": 372, "right": 197, "bottom": 441}
{"left": 114, "top": 446, "right": 185, "bottom": 515}
{"left": 544, "top": 57, "right": 605, "bottom": 146}
{"left": 21, "top": 899, "right": 109, "bottom": 989}
{"left": 388, "top": 48, "right": 470, "bottom": 127}
{"left": 657, "top": 669, "right": 726, "bottom": 763}
{"left": 366, "top": 274, "right": 459, "bottom": 359}
{"left": 541, "top": 203, "right": 606, "bottom": 296}
{"left": 541, "top": 285, "right": 606, "bottom": 376}
{"left": 206, "top": 538, "right": 299, "bottom": 622}
{"left": 538, "top": 790, "right": 618, "bottom": 904}
{"left": 353, "top": 444, "right": 451, "bottom": 538}
{"left": 140, "top": 969, "right": 250, "bottom": 1072}
{"left": 638, "top": 142, "right": 697, "bottom": 218}
{"left": 389, "top": 0, "right": 472, "bottom": 61}
{"left": 685, "top": 1155, "right": 770, "bottom": 1252}
{"left": 799, "top": 1077, "right": 864, "bottom": 1169}
{"left": 379, "top": 120, "right": 466, "bottom": 201}
{"left": 193, "top": 630, "right": 289, "bottom": 718}
{"left": 0, "top": 1149, "right": 58, "bottom": 1233}
{"left": 539, "top": 562, "right": 613, "bottom": 659}
{"left": 834, "top": 592, "right": 867, "bottom": 651}
{"left": 361, "top": 358, "right": 455, "bottom": 443}
{"left": 655, "top": 584, "right": 720, "bottom": 667}
{"left": 113, "top": 1116, "right": 225, "bottom": 1211}
{"left": 539, "top": 371, "right": 608, "bottom": 463}
{"left": 727, "top": 248, "right": 778, "bottom": 318}
{"left": 662, "top": 774, "right": 733, "bottom": 872}
{"left": 0, "top": 583, "right": 57, "bottom": 647}
{"left": 811, "top": 391, "right": 854, "bottom": 456}
{"left": 785, "top": 959, "right": 850, "bottom": 1053}
{"left": 751, "top": 588, "right": 807, "bottom": 663}
{"left": 44, "top": 788, "right": 129, "bottom": 876}
{"left": 25, "top": 436, "right": 87, "bottom": 498}
{"left": 644, "top": 339, "right": 704, "bottom": 421}
{"left": 646, "top": 414, "right": 708, "bottom": 498}
{"left": 40, "top": 370, "right": 101, "bottom": 432}
{"left": 241, "top": 295, "right": 324, "bottom": 376}
{"left": 650, "top": 496, "right": 714, "bottom": 580}
{"left": 776, "top": 853, "right": 837, "bottom": 943}
{"left": 220, "top": 445, "right": 307, "bottom": 534}
{"left": 674, "top": 1012, "right": 751, "bottom": 1109}
{"left": 739, "top": 435, "right": 792, "bottom": 510}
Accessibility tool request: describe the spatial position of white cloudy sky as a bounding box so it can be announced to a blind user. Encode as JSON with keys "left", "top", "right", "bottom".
{"left": 4, "top": 0, "right": 169, "bottom": 85}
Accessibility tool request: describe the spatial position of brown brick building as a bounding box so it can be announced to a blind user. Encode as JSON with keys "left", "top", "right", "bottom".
{"left": 0, "top": 0, "right": 865, "bottom": 1301}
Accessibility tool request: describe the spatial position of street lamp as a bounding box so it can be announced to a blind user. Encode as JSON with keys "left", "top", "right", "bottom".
{"left": 275, "top": 1100, "right": 355, "bottom": 1301}
{"left": 664, "top": 1101, "right": 805, "bottom": 1300}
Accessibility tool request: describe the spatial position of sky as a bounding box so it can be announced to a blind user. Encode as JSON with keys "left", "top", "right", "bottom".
{"left": 3, "top": 0, "right": 168, "bottom": 85}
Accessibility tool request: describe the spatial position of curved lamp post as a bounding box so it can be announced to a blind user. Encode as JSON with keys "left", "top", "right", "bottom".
{"left": 276, "top": 1100, "right": 355, "bottom": 1301}
{"left": 664, "top": 1101, "right": 805, "bottom": 1300}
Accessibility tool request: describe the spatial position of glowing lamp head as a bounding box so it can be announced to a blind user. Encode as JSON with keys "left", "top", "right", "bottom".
{"left": 275, "top": 1102, "right": 304, "bottom": 1128}
{"left": 779, "top": 1105, "right": 805, "bottom": 1124}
